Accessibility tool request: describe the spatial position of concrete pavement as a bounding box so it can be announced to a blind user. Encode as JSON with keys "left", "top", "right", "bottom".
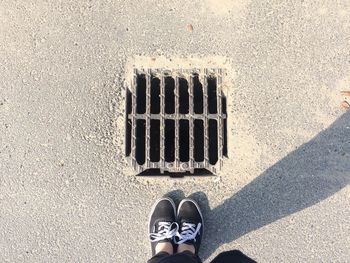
{"left": 1, "top": 1, "right": 350, "bottom": 262}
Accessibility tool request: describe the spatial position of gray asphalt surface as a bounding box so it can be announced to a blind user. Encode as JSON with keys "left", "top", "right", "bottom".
{"left": 1, "top": 1, "right": 350, "bottom": 262}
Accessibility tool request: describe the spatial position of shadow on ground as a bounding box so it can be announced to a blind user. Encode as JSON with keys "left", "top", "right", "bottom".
{"left": 166, "top": 111, "right": 350, "bottom": 261}
{"left": 162, "top": 1, "right": 350, "bottom": 260}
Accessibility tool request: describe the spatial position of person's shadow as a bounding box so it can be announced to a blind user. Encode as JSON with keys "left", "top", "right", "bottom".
{"left": 166, "top": 111, "right": 350, "bottom": 261}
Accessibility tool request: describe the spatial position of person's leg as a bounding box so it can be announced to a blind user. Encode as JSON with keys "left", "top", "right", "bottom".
{"left": 147, "top": 198, "right": 178, "bottom": 263}
{"left": 147, "top": 242, "right": 175, "bottom": 263}
{"left": 210, "top": 250, "right": 256, "bottom": 263}
{"left": 147, "top": 252, "right": 171, "bottom": 263}
{"left": 174, "top": 198, "right": 204, "bottom": 263}
{"left": 148, "top": 251, "right": 200, "bottom": 263}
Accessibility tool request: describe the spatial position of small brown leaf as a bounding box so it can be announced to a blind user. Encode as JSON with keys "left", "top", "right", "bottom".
{"left": 341, "top": 101, "right": 350, "bottom": 109}
{"left": 187, "top": 24, "right": 193, "bottom": 32}
{"left": 341, "top": 91, "right": 350, "bottom": 96}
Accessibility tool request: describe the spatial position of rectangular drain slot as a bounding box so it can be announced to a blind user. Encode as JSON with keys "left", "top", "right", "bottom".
{"left": 136, "top": 74, "right": 146, "bottom": 114}
{"left": 136, "top": 119, "right": 146, "bottom": 165}
{"left": 193, "top": 75, "right": 203, "bottom": 114}
{"left": 208, "top": 119, "right": 218, "bottom": 165}
{"left": 125, "top": 119, "right": 132, "bottom": 157}
{"left": 179, "top": 120, "right": 189, "bottom": 162}
{"left": 165, "top": 77, "right": 175, "bottom": 114}
{"left": 165, "top": 119, "right": 175, "bottom": 163}
{"left": 179, "top": 78, "right": 189, "bottom": 114}
{"left": 194, "top": 119, "right": 204, "bottom": 162}
{"left": 207, "top": 77, "right": 217, "bottom": 114}
{"left": 150, "top": 120, "right": 160, "bottom": 162}
{"left": 151, "top": 77, "right": 160, "bottom": 114}
{"left": 125, "top": 68, "right": 228, "bottom": 175}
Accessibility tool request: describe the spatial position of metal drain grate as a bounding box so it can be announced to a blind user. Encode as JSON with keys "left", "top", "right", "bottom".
{"left": 125, "top": 68, "right": 227, "bottom": 175}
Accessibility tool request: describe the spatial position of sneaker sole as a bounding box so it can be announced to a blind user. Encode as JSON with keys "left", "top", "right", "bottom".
{"left": 148, "top": 197, "right": 177, "bottom": 236}
{"left": 177, "top": 198, "right": 204, "bottom": 229}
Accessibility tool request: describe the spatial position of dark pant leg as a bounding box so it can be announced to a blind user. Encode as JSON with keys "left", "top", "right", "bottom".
{"left": 148, "top": 252, "right": 170, "bottom": 263}
{"left": 210, "top": 250, "right": 256, "bottom": 263}
{"left": 148, "top": 251, "right": 202, "bottom": 263}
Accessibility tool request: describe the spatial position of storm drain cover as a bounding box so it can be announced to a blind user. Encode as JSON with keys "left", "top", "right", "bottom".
{"left": 125, "top": 68, "right": 227, "bottom": 175}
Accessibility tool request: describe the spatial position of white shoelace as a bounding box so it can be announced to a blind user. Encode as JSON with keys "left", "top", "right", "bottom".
{"left": 175, "top": 222, "right": 202, "bottom": 244}
{"left": 149, "top": 222, "right": 179, "bottom": 242}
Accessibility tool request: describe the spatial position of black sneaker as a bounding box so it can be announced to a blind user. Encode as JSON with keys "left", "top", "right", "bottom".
{"left": 175, "top": 198, "right": 204, "bottom": 254}
{"left": 148, "top": 197, "right": 179, "bottom": 256}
